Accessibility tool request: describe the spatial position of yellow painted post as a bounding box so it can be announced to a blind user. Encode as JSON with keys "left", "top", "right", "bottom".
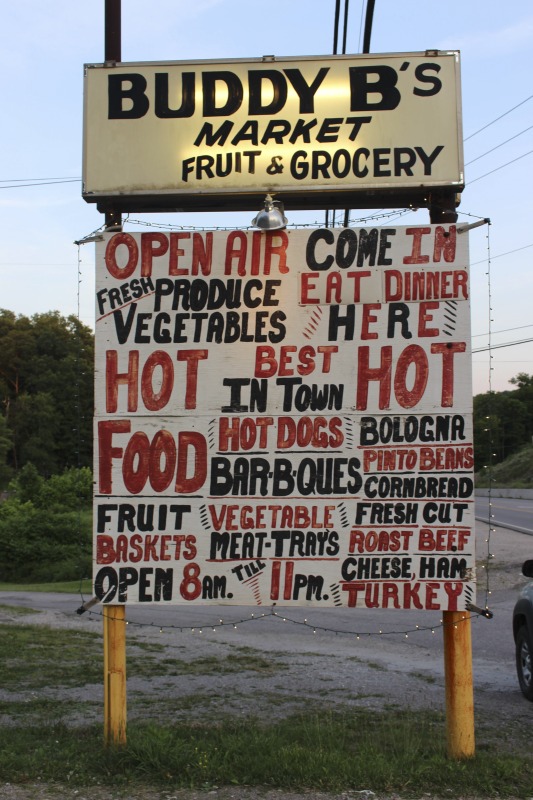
{"left": 103, "top": 604, "right": 127, "bottom": 746}
{"left": 442, "top": 610, "right": 475, "bottom": 759}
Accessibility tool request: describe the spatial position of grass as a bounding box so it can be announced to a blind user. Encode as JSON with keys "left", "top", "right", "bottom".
{"left": 130, "top": 691, "right": 221, "bottom": 714}
{"left": 476, "top": 443, "right": 533, "bottom": 488}
{"left": 0, "top": 624, "right": 103, "bottom": 688}
{"left": 123, "top": 651, "right": 281, "bottom": 679}
{"left": 0, "top": 697, "right": 101, "bottom": 721}
{"left": 1, "top": 712, "right": 532, "bottom": 796}
{"left": 0, "top": 603, "right": 39, "bottom": 616}
{"left": 0, "top": 623, "right": 281, "bottom": 689}
{"left": 411, "top": 671, "right": 437, "bottom": 684}
{"left": 0, "top": 579, "right": 92, "bottom": 593}
{"left": 1, "top": 620, "right": 533, "bottom": 796}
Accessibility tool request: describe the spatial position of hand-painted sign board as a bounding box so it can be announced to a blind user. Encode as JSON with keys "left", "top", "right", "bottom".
{"left": 93, "top": 225, "right": 475, "bottom": 609}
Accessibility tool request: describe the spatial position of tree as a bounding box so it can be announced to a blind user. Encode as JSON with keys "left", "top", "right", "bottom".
{"left": 509, "top": 372, "right": 533, "bottom": 442}
{"left": 0, "top": 310, "right": 36, "bottom": 444}
{"left": 474, "top": 373, "right": 533, "bottom": 469}
{"left": 0, "top": 467, "right": 92, "bottom": 582}
{"left": 23, "top": 312, "right": 94, "bottom": 471}
{"left": 0, "top": 310, "right": 94, "bottom": 477}
{"left": 510, "top": 373, "right": 533, "bottom": 390}
{"left": 10, "top": 393, "right": 59, "bottom": 476}
{"left": 0, "top": 414, "right": 13, "bottom": 489}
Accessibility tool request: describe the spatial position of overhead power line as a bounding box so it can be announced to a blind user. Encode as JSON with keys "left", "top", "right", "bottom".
{"left": 472, "top": 323, "right": 533, "bottom": 339}
{"left": 0, "top": 178, "right": 81, "bottom": 189}
{"left": 468, "top": 148, "right": 533, "bottom": 185}
{"left": 0, "top": 176, "right": 81, "bottom": 183}
{"left": 469, "top": 242, "right": 533, "bottom": 267}
{"left": 465, "top": 124, "right": 533, "bottom": 166}
{"left": 472, "top": 337, "right": 533, "bottom": 353}
{"left": 464, "top": 94, "right": 533, "bottom": 141}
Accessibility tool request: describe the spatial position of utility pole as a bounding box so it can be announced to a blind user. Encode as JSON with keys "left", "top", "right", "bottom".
{"left": 104, "top": 0, "right": 122, "bottom": 232}
{"left": 102, "top": 0, "right": 126, "bottom": 747}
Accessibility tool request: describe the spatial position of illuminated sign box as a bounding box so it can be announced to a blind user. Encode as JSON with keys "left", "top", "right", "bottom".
{"left": 83, "top": 51, "right": 464, "bottom": 213}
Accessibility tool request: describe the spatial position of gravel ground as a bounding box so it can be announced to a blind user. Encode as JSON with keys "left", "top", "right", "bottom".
{"left": 1, "top": 520, "right": 532, "bottom": 800}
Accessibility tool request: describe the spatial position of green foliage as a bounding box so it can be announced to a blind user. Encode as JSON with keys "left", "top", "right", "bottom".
{"left": 0, "top": 467, "right": 92, "bottom": 582}
{"left": 0, "top": 413, "right": 13, "bottom": 487}
{"left": 0, "top": 309, "right": 94, "bottom": 481}
{"left": 510, "top": 372, "right": 533, "bottom": 390}
{"left": 39, "top": 466, "right": 93, "bottom": 510}
{"left": 10, "top": 463, "right": 92, "bottom": 509}
{"left": 476, "top": 443, "right": 533, "bottom": 488}
{"left": 474, "top": 373, "right": 533, "bottom": 469}
{"left": 10, "top": 391, "right": 59, "bottom": 474}
{"left": 0, "top": 309, "right": 94, "bottom": 582}
{"left": 12, "top": 461, "right": 43, "bottom": 503}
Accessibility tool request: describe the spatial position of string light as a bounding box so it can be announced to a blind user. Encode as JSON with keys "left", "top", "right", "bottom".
{"left": 483, "top": 221, "right": 494, "bottom": 610}
{"left": 75, "top": 205, "right": 489, "bottom": 245}
{"left": 118, "top": 207, "right": 417, "bottom": 235}
{"left": 75, "top": 242, "right": 90, "bottom": 599}
{"left": 83, "top": 603, "right": 486, "bottom": 640}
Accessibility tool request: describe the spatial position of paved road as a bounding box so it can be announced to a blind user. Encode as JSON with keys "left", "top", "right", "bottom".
{"left": 475, "top": 495, "right": 533, "bottom": 534}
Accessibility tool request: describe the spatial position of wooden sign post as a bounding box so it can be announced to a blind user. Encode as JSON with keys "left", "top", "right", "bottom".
{"left": 103, "top": 604, "right": 127, "bottom": 745}
{"left": 443, "top": 610, "right": 475, "bottom": 758}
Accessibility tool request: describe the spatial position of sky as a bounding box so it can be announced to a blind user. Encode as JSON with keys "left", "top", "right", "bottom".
{"left": 1, "top": 0, "right": 532, "bottom": 396}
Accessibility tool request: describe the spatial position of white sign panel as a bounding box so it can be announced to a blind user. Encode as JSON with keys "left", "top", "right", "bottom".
{"left": 93, "top": 225, "right": 475, "bottom": 609}
{"left": 84, "top": 52, "right": 463, "bottom": 209}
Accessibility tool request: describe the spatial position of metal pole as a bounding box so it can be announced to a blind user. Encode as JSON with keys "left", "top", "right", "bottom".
{"left": 333, "top": 0, "right": 341, "bottom": 54}
{"left": 105, "top": 0, "right": 121, "bottom": 63}
{"left": 103, "top": 605, "right": 127, "bottom": 745}
{"left": 342, "top": 0, "right": 350, "bottom": 55}
{"left": 362, "top": 0, "right": 375, "bottom": 55}
{"left": 442, "top": 611, "right": 475, "bottom": 758}
{"left": 104, "top": 0, "right": 122, "bottom": 230}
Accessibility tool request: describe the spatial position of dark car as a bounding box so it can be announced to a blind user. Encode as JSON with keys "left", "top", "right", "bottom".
{"left": 513, "top": 559, "right": 533, "bottom": 701}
